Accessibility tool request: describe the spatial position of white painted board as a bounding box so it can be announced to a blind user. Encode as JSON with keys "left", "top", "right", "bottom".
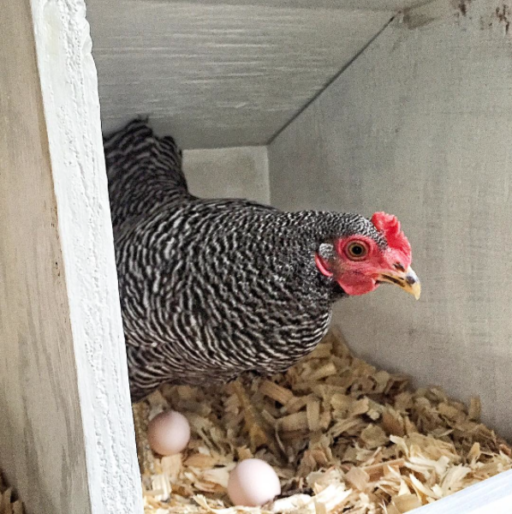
{"left": 0, "top": 0, "right": 143, "bottom": 512}
{"left": 31, "top": 0, "right": 144, "bottom": 511}
{"left": 269, "top": 0, "right": 512, "bottom": 441}
{"left": 0, "top": 1, "right": 91, "bottom": 511}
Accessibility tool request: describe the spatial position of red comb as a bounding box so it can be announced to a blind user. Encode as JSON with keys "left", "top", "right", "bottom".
{"left": 371, "top": 212, "right": 412, "bottom": 266}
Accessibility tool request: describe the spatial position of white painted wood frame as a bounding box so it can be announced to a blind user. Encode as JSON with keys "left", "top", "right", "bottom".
{"left": 0, "top": 0, "right": 143, "bottom": 512}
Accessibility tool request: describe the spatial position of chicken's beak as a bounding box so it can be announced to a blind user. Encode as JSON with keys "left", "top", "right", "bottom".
{"left": 377, "top": 267, "right": 421, "bottom": 300}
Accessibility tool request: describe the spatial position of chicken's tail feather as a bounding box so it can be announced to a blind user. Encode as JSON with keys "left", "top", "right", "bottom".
{"left": 104, "top": 118, "right": 190, "bottom": 229}
{"left": 104, "top": 118, "right": 187, "bottom": 190}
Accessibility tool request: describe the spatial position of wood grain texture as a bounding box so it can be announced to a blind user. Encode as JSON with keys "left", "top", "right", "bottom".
{"left": 87, "top": 1, "right": 392, "bottom": 148}
{"left": 0, "top": 0, "right": 142, "bottom": 513}
{"left": 0, "top": 1, "right": 91, "bottom": 512}
{"left": 29, "top": 0, "right": 144, "bottom": 512}
{"left": 269, "top": 0, "right": 512, "bottom": 439}
{"left": 184, "top": 146, "right": 269, "bottom": 203}
{"left": 135, "top": 0, "right": 433, "bottom": 11}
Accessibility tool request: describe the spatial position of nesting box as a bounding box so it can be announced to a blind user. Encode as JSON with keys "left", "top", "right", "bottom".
{"left": 2, "top": 0, "right": 512, "bottom": 512}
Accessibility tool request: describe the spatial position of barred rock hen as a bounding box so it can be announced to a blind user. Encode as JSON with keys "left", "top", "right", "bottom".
{"left": 105, "top": 119, "right": 420, "bottom": 404}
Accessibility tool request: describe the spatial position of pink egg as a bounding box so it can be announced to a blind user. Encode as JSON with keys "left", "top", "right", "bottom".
{"left": 227, "top": 459, "right": 281, "bottom": 507}
{"left": 147, "top": 410, "right": 191, "bottom": 456}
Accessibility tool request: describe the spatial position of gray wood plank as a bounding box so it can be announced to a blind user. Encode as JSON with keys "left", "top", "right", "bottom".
{"left": 269, "top": 0, "right": 512, "bottom": 440}
{"left": 134, "top": 0, "right": 432, "bottom": 11}
{"left": 184, "top": 146, "right": 269, "bottom": 203}
{"left": 87, "top": 1, "right": 393, "bottom": 148}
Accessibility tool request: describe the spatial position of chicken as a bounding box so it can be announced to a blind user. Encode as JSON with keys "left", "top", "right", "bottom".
{"left": 105, "top": 119, "right": 420, "bottom": 409}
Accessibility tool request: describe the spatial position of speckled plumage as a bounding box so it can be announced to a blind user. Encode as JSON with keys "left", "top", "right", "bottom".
{"left": 105, "top": 120, "right": 387, "bottom": 401}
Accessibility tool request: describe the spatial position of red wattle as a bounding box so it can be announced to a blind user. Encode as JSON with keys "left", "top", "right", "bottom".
{"left": 314, "top": 253, "right": 333, "bottom": 277}
{"left": 336, "top": 274, "right": 378, "bottom": 296}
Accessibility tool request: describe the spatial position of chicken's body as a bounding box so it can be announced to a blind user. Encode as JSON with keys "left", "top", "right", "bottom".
{"left": 105, "top": 120, "right": 418, "bottom": 402}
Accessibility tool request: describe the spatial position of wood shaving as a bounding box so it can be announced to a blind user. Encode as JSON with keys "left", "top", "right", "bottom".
{"left": 137, "top": 327, "right": 512, "bottom": 513}
{"left": 0, "top": 472, "right": 23, "bottom": 514}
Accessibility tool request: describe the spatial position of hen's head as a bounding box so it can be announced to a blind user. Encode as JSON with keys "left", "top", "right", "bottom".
{"left": 315, "top": 212, "right": 420, "bottom": 299}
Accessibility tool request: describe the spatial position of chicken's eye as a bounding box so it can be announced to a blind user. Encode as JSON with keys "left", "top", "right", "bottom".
{"left": 345, "top": 241, "right": 369, "bottom": 261}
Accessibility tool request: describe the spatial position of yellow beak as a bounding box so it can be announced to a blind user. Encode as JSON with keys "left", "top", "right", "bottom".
{"left": 377, "top": 266, "right": 421, "bottom": 300}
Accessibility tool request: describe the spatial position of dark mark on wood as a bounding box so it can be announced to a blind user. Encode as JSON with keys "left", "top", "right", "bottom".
{"left": 495, "top": 4, "right": 511, "bottom": 34}
{"left": 401, "top": 8, "right": 439, "bottom": 30}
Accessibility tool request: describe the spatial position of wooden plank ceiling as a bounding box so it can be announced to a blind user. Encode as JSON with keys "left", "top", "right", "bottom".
{"left": 87, "top": 0, "right": 429, "bottom": 148}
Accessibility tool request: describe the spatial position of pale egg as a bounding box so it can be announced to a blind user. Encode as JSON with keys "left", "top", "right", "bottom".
{"left": 147, "top": 410, "right": 191, "bottom": 456}
{"left": 227, "top": 458, "right": 281, "bottom": 507}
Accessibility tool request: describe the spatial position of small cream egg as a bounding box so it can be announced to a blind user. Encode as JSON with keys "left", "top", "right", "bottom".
{"left": 147, "top": 410, "right": 190, "bottom": 456}
{"left": 227, "top": 458, "right": 281, "bottom": 507}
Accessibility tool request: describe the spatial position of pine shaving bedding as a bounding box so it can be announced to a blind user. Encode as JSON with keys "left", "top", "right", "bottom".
{"left": 135, "top": 328, "right": 512, "bottom": 513}
{"left": 0, "top": 472, "right": 23, "bottom": 514}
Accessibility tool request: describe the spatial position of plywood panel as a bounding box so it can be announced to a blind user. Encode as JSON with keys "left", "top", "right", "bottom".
{"left": 0, "top": 0, "right": 142, "bottom": 512}
{"left": 269, "top": 0, "right": 512, "bottom": 438}
{"left": 184, "top": 146, "right": 269, "bottom": 203}
{"left": 87, "top": 1, "right": 393, "bottom": 148}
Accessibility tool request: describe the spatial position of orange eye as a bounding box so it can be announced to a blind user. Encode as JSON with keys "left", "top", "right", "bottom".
{"left": 345, "top": 241, "right": 369, "bottom": 261}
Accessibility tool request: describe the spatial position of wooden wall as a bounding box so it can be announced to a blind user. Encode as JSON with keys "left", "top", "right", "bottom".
{"left": 184, "top": 147, "right": 269, "bottom": 203}
{"left": 269, "top": 0, "right": 512, "bottom": 439}
{"left": 0, "top": 0, "right": 142, "bottom": 512}
{"left": 87, "top": 0, "right": 396, "bottom": 148}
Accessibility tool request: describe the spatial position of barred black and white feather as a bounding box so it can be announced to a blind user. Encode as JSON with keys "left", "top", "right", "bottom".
{"left": 105, "top": 119, "right": 386, "bottom": 401}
